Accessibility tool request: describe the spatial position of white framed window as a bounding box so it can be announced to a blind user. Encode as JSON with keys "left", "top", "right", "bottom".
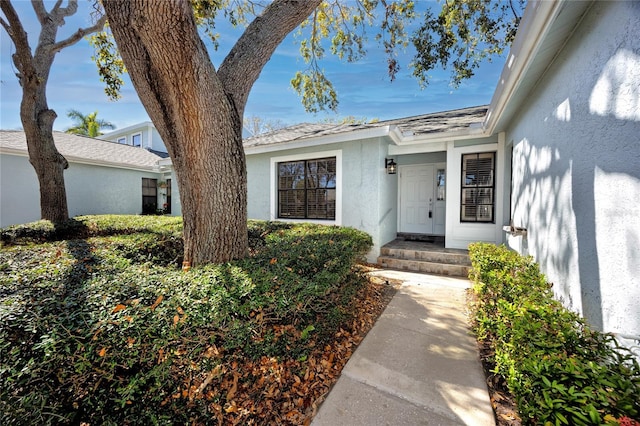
{"left": 277, "top": 157, "right": 336, "bottom": 220}
{"left": 132, "top": 132, "right": 142, "bottom": 147}
{"left": 460, "top": 152, "right": 496, "bottom": 223}
{"left": 270, "top": 150, "right": 342, "bottom": 225}
{"left": 117, "top": 136, "right": 127, "bottom": 145}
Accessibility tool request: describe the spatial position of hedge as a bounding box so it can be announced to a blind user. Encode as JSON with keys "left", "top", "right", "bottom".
{"left": 0, "top": 216, "right": 372, "bottom": 424}
{"left": 468, "top": 243, "right": 640, "bottom": 426}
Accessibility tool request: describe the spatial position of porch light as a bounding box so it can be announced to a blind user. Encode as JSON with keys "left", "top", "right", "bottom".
{"left": 385, "top": 158, "right": 397, "bottom": 174}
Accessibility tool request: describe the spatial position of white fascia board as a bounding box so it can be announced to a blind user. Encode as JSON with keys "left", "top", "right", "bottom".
{"left": 389, "top": 141, "right": 448, "bottom": 155}
{"left": 0, "top": 147, "right": 29, "bottom": 157}
{"left": 484, "top": 0, "right": 565, "bottom": 134}
{"left": 64, "top": 156, "right": 161, "bottom": 172}
{"left": 98, "top": 121, "right": 154, "bottom": 140}
{"left": 244, "top": 126, "right": 392, "bottom": 155}
{"left": 387, "top": 126, "right": 487, "bottom": 155}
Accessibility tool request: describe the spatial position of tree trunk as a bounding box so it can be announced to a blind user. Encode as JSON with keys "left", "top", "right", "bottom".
{"left": 21, "top": 101, "right": 70, "bottom": 224}
{"left": 2, "top": 0, "right": 106, "bottom": 225}
{"left": 103, "top": 0, "right": 320, "bottom": 265}
{"left": 17, "top": 36, "right": 70, "bottom": 224}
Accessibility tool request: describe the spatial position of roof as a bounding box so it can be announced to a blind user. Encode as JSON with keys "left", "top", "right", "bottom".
{"left": 0, "top": 130, "right": 163, "bottom": 171}
{"left": 243, "top": 105, "right": 488, "bottom": 149}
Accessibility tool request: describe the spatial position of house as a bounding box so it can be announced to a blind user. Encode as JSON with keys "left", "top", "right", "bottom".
{"left": 243, "top": 0, "right": 640, "bottom": 351}
{"left": 0, "top": 0, "right": 636, "bottom": 351}
{"left": 98, "top": 121, "right": 254, "bottom": 154}
{"left": 98, "top": 121, "right": 169, "bottom": 157}
{"left": 0, "top": 131, "right": 177, "bottom": 227}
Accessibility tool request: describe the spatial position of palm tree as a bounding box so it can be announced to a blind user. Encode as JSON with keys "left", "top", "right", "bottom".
{"left": 65, "top": 110, "right": 116, "bottom": 137}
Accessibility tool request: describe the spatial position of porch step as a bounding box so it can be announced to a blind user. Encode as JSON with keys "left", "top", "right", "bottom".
{"left": 377, "top": 243, "right": 471, "bottom": 278}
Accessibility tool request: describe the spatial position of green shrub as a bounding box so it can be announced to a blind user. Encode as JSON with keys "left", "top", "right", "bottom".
{"left": 468, "top": 243, "right": 640, "bottom": 425}
{"left": 0, "top": 216, "right": 372, "bottom": 424}
{"left": 0, "top": 215, "right": 183, "bottom": 246}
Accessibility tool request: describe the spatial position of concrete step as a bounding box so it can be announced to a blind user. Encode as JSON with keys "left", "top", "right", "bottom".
{"left": 377, "top": 256, "right": 470, "bottom": 277}
{"left": 379, "top": 246, "right": 471, "bottom": 266}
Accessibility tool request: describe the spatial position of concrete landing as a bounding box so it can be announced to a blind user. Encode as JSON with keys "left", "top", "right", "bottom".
{"left": 312, "top": 271, "right": 494, "bottom": 426}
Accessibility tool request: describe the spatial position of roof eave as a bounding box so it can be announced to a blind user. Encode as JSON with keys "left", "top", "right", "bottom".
{"left": 483, "top": 0, "right": 567, "bottom": 134}
{"left": 1, "top": 146, "right": 161, "bottom": 173}
{"left": 243, "top": 126, "right": 393, "bottom": 155}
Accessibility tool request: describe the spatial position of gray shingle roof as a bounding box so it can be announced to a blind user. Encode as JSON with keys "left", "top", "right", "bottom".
{"left": 243, "top": 105, "right": 488, "bottom": 148}
{"left": 0, "top": 130, "right": 163, "bottom": 170}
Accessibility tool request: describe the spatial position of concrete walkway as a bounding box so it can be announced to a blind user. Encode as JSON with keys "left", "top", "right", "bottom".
{"left": 312, "top": 270, "right": 495, "bottom": 426}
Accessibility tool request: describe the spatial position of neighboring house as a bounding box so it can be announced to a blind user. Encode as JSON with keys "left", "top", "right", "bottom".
{"left": 0, "top": 131, "right": 177, "bottom": 228}
{"left": 98, "top": 121, "right": 169, "bottom": 157}
{"left": 243, "top": 0, "right": 639, "bottom": 350}
{"left": 99, "top": 121, "right": 254, "bottom": 155}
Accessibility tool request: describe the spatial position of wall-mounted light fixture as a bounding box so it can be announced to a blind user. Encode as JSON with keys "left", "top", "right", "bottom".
{"left": 385, "top": 158, "right": 397, "bottom": 175}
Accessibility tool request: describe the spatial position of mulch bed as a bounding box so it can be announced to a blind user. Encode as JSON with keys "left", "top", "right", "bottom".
{"left": 192, "top": 272, "right": 397, "bottom": 425}
{"left": 477, "top": 338, "right": 522, "bottom": 425}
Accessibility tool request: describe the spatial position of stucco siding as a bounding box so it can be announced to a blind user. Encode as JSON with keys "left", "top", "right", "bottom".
{"left": 1, "top": 154, "right": 41, "bottom": 227}
{"left": 66, "top": 163, "right": 160, "bottom": 217}
{"left": 505, "top": 1, "right": 640, "bottom": 344}
{"left": 246, "top": 153, "right": 271, "bottom": 220}
{"left": 246, "top": 137, "right": 390, "bottom": 262}
{"left": 150, "top": 128, "right": 168, "bottom": 153}
{"left": 0, "top": 153, "right": 165, "bottom": 227}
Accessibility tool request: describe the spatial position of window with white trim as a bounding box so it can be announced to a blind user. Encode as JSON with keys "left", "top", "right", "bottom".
{"left": 277, "top": 157, "right": 336, "bottom": 220}
{"left": 117, "top": 136, "right": 126, "bottom": 145}
{"left": 132, "top": 133, "right": 142, "bottom": 147}
{"left": 461, "top": 152, "right": 495, "bottom": 222}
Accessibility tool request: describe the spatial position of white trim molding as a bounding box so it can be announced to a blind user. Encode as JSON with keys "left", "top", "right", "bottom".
{"left": 269, "top": 150, "right": 343, "bottom": 226}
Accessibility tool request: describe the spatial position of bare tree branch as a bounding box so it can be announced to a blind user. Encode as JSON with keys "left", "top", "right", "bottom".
{"left": 0, "top": 15, "right": 10, "bottom": 35}
{"left": 0, "top": 0, "right": 33, "bottom": 71}
{"left": 55, "top": 0, "right": 78, "bottom": 18}
{"left": 50, "top": 13, "right": 106, "bottom": 54}
{"left": 49, "top": 0, "right": 65, "bottom": 17}
{"left": 31, "top": 0, "right": 49, "bottom": 25}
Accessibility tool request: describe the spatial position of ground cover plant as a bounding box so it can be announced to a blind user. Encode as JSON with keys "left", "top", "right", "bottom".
{"left": 468, "top": 242, "right": 640, "bottom": 426}
{"left": 0, "top": 215, "right": 390, "bottom": 425}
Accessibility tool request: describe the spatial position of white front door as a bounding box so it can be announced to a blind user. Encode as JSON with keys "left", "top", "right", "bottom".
{"left": 399, "top": 164, "right": 434, "bottom": 234}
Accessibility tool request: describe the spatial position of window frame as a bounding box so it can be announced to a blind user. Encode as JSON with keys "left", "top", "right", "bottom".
{"left": 277, "top": 157, "right": 337, "bottom": 221}
{"left": 142, "top": 177, "right": 158, "bottom": 214}
{"left": 131, "top": 132, "right": 142, "bottom": 147}
{"left": 270, "top": 150, "right": 342, "bottom": 225}
{"left": 460, "top": 151, "right": 496, "bottom": 223}
{"left": 117, "top": 136, "right": 127, "bottom": 145}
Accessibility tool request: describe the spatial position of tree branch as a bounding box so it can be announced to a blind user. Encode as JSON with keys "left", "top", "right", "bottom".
{"left": 0, "top": 0, "right": 34, "bottom": 70}
{"left": 218, "top": 0, "right": 321, "bottom": 116}
{"left": 50, "top": 13, "right": 106, "bottom": 54}
{"left": 0, "top": 15, "right": 10, "bottom": 35}
{"left": 31, "top": 0, "right": 49, "bottom": 25}
{"left": 49, "top": 0, "right": 65, "bottom": 17}
{"left": 55, "top": 0, "right": 78, "bottom": 18}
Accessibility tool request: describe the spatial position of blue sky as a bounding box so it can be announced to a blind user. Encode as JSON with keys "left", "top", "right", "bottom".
{"left": 1, "top": 1, "right": 507, "bottom": 132}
